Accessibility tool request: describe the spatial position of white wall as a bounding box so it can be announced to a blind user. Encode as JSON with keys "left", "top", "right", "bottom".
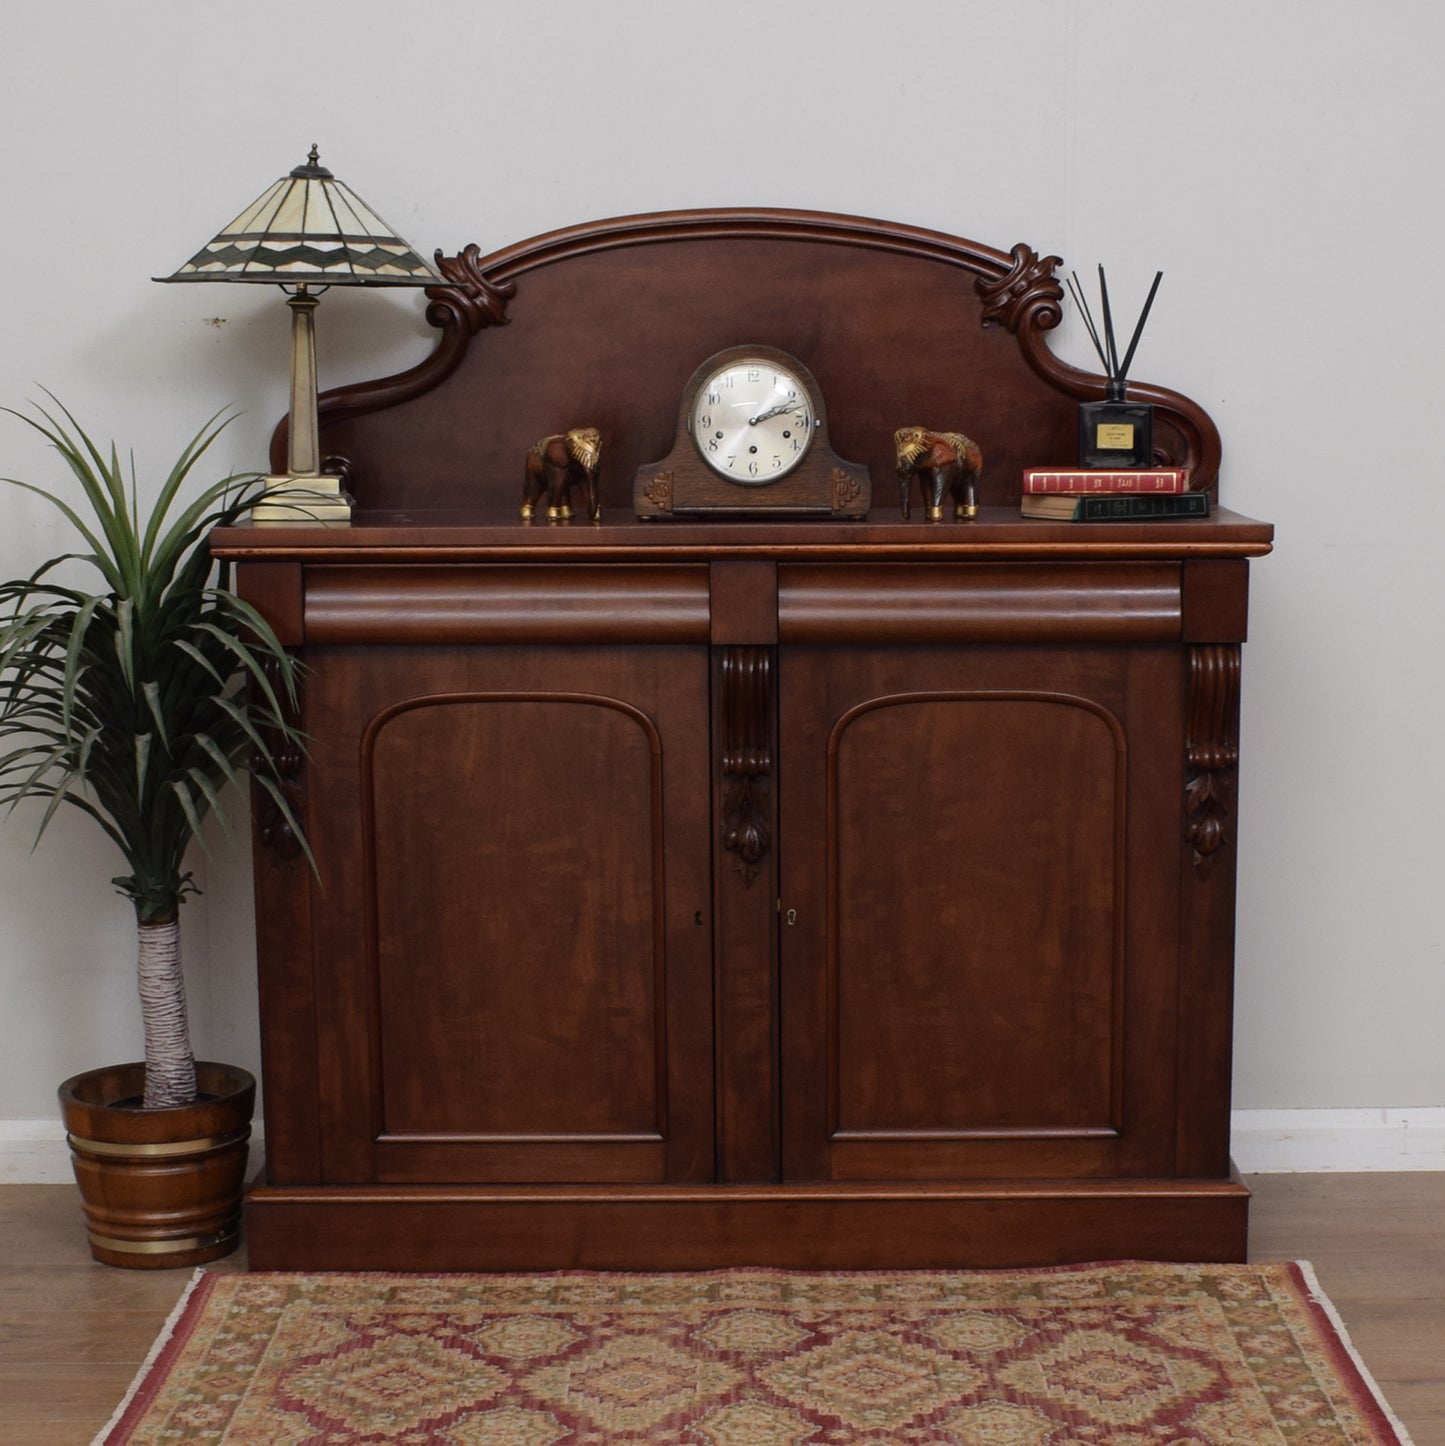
{"left": 1, "top": 1, "right": 1442, "bottom": 1158}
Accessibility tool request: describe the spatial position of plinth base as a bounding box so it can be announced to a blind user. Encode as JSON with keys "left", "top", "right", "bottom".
{"left": 246, "top": 1171, "right": 1250, "bottom": 1271}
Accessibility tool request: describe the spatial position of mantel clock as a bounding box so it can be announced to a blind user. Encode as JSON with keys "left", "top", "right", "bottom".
{"left": 634, "top": 345, "right": 870, "bottom": 518}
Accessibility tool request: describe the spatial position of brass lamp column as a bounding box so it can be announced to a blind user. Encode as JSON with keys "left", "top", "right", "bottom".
{"left": 276, "top": 284, "right": 338, "bottom": 515}
{"left": 157, "top": 146, "right": 445, "bottom": 523}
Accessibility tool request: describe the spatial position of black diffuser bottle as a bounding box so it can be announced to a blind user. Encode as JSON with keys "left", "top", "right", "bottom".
{"left": 1078, "top": 378, "right": 1153, "bottom": 468}
{"left": 1071, "top": 267, "right": 1161, "bottom": 469}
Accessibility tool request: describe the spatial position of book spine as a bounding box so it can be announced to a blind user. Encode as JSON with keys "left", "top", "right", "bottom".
{"left": 1077, "top": 493, "right": 1210, "bottom": 521}
{"left": 1019, "top": 498, "right": 1083, "bottom": 518}
{"left": 1022, "top": 468, "right": 1188, "bottom": 494}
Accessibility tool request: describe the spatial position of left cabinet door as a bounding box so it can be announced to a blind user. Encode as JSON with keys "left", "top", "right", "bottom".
{"left": 300, "top": 641, "right": 716, "bottom": 1187}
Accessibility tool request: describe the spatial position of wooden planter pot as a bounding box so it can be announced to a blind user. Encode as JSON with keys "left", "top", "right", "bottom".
{"left": 58, "top": 1061, "right": 255, "bottom": 1269}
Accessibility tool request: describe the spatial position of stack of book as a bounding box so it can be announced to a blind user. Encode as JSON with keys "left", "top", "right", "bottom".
{"left": 1019, "top": 468, "right": 1208, "bottom": 521}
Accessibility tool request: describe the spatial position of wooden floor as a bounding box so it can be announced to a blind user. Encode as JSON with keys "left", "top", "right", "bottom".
{"left": 1, "top": 1174, "right": 1439, "bottom": 1444}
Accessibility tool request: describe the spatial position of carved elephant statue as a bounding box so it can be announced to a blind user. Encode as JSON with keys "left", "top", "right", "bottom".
{"left": 894, "top": 427, "right": 983, "bottom": 521}
{"left": 522, "top": 427, "right": 602, "bottom": 522}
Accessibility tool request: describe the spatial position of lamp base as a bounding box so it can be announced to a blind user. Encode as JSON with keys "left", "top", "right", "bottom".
{"left": 251, "top": 475, "right": 354, "bottom": 525}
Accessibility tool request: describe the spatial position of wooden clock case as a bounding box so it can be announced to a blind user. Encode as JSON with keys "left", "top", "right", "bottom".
{"left": 211, "top": 208, "right": 1272, "bottom": 1271}
{"left": 634, "top": 344, "right": 871, "bottom": 517}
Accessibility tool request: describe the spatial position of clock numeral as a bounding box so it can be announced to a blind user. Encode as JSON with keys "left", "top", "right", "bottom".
{"left": 707, "top": 391, "right": 720, "bottom": 405}
{"left": 746, "top": 368, "right": 761, "bottom": 382}
{"left": 726, "top": 455, "right": 737, "bottom": 469}
{"left": 706, "top": 437, "right": 720, "bottom": 452}
{"left": 748, "top": 459, "right": 760, "bottom": 476}
{"left": 699, "top": 413, "right": 712, "bottom": 431}
{"left": 772, "top": 454, "right": 783, "bottom": 469}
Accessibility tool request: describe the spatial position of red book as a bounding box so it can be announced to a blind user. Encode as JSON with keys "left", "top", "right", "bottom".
{"left": 1022, "top": 467, "right": 1188, "bottom": 494}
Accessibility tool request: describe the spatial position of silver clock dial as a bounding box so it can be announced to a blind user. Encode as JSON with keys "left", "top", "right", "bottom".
{"left": 689, "top": 358, "right": 816, "bottom": 482}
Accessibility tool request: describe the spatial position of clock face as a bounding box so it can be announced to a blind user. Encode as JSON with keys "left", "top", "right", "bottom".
{"left": 688, "top": 357, "right": 816, "bottom": 482}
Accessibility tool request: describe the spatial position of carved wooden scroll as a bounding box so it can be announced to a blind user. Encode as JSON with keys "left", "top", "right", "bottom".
{"left": 976, "top": 242, "right": 1065, "bottom": 336}
{"left": 1185, "top": 644, "right": 1241, "bottom": 876}
{"left": 720, "top": 646, "right": 772, "bottom": 885}
{"left": 429, "top": 242, "right": 518, "bottom": 333}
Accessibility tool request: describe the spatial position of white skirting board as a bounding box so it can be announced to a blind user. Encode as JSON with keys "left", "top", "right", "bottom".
{"left": 2, "top": 1112, "right": 1443, "bottom": 1183}
{"left": 1228, "top": 1108, "right": 1445, "bottom": 1173}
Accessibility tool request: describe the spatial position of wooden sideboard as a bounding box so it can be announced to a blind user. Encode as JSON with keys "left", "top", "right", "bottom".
{"left": 211, "top": 210, "right": 1272, "bottom": 1270}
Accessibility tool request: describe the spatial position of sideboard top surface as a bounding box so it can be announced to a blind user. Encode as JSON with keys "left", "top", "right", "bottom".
{"left": 212, "top": 506, "right": 1272, "bottom": 564}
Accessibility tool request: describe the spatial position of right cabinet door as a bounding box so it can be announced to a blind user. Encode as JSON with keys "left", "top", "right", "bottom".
{"left": 778, "top": 635, "right": 1187, "bottom": 1184}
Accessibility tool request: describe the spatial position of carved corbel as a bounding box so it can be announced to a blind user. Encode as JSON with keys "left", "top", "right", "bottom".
{"left": 1185, "top": 645, "right": 1241, "bottom": 876}
{"left": 720, "top": 647, "right": 772, "bottom": 885}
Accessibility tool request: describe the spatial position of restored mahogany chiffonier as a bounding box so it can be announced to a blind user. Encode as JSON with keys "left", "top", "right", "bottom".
{"left": 210, "top": 211, "right": 1273, "bottom": 1271}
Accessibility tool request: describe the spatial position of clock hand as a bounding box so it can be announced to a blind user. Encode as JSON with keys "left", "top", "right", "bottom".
{"left": 748, "top": 402, "right": 800, "bottom": 425}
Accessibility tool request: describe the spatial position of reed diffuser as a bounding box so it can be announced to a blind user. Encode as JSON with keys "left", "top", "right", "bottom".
{"left": 1069, "top": 266, "right": 1162, "bottom": 468}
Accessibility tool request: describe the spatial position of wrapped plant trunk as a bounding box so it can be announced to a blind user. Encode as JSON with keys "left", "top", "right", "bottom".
{"left": 137, "top": 916, "right": 192, "bottom": 1108}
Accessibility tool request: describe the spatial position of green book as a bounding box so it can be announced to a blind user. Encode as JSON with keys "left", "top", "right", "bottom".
{"left": 1076, "top": 492, "right": 1210, "bottom": 521}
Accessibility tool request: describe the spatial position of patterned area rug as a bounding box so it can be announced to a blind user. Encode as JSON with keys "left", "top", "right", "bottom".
{"left": 98, "top": 1261, "right": 1411, "bottom": 1445}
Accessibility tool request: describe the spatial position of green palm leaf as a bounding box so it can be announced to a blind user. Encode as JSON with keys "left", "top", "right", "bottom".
{"left": 0, "top": 403, "right": 310, "bottom": 921}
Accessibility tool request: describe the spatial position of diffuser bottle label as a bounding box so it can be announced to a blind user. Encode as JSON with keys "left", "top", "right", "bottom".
{"left": 1096, "top": 423, "right": 1135, "bottom": 449}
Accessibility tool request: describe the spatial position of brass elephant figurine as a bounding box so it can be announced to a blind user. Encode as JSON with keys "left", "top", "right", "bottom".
{"left": 522, "top": 427, "right": 602, "bottom": 522}
{"left": 895, "top": 427, "right": 983, "bottom": 521}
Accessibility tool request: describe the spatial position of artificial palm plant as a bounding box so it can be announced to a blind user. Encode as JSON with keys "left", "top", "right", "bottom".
{"left": 0, "top": 401, "right": 306, "bottom": 1109}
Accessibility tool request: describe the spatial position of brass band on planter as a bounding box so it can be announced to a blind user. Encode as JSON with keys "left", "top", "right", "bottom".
{"left": 66, "top": 1128, "right": 250, "bottom": 1159}
{"left": 87, "top": 1227, "right": 238, "bottom": 1256}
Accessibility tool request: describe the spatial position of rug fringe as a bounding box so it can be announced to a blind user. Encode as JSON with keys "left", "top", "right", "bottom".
{"left": 92, "top": 1267, "right": 207, "bottom": 1446}
{"left": 1295, "top": 1259, "right": 1418, "bottom": 1446}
